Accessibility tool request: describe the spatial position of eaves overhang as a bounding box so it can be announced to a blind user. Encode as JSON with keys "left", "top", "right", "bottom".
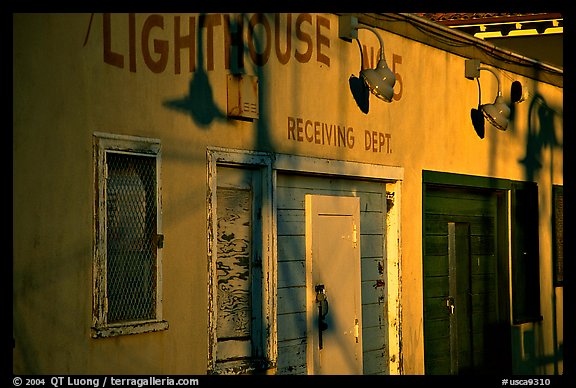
{"left": 338, "top": 13, "right": 563, "bottom": 88}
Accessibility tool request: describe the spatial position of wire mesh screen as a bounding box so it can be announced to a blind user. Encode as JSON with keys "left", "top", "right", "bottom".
{"left": 106, "top": 152, "right": 157, "bottom": 323}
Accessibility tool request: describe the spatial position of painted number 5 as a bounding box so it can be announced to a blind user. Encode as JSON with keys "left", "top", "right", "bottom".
{"left": 392, "top": 54, "right": 403, "bottom": 101}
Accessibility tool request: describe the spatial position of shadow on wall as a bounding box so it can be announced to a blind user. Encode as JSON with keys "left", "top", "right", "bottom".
{"left": 348, "top": 39, "right": 370, "bottom": 114}
{"left": 349, "top": 75, "right": 370, "bottom": 114}
{"left": 163, "top": 68, "right": 227, "bottom": 128}
{"left": 519, "top": 93, "right": 562, "bottom": 182}
{"left": 513, "top": 87, "right": 563, "bottom": 375}
{"left": 512, "top": 325, "right": 564, "bottom": 374}
{"left": 162, "top": 13, "right": 274, "bottom": 153}
{"left": 480, "top": 78, "right": 562, "bottom": 185}
{"left": 163, "top": 14, "right": 227, "bottom": 128}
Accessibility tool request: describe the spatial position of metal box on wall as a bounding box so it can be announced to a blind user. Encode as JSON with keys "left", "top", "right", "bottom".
{"left": 227, "top": 74, "right": 259, "bottom": 120}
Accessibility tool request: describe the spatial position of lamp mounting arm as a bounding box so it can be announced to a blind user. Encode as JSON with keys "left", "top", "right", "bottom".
{"left": 465, "top": 59, "right": 502, "bottom": 96}
{"left": 339, "top": 15, "right": 385, "bottom": 60}
{"left": 357, "top": 25, "right": 385, "bottom": 60}
{"left": 478, "top": 66, "right": 502, "bottom": 96}
{"left": 465, "top": 59, "right": 511, "bottom": 132}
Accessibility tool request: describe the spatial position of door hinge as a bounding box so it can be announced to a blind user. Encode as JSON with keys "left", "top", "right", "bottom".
{"left": 155, "top": 234, "right": 164, "bottom": 249}
{"left": 386, "top": 191, "right": 395, "bottom": 210}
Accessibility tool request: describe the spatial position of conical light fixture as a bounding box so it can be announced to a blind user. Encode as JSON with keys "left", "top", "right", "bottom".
{"left": 465, "top": 59, "right": 510, "bottom": 131}
{"left": 361, "top": 57, "right": 396, "bottom": 102}
{"left": 481, "top": 95, "right": 510, "bottom": 130}
{"left": 340, "top": 16, "right": 396, "bottom": 103}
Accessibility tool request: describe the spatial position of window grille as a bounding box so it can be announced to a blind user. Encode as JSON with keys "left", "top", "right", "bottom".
{"left": 106, "top": 152, "right": 157, "bottom": 323}
{"left": 93, "top": 133, "right": 167, "bottom": 338}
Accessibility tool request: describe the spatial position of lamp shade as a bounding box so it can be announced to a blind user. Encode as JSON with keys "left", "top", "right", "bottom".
{"left": 360, "top": 58, "right": 396, "bottom": 102}
{"left": 481, "top": 96, "right": 510, "bottom": 131}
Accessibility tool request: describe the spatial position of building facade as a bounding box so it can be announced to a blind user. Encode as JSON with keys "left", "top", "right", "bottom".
{"left": 13, "top": 13, "right": 563, "bottom": 375}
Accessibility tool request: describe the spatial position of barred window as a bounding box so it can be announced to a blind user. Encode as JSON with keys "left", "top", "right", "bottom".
{"left": 93, "top": 133, "right": 167, "bottom": 338}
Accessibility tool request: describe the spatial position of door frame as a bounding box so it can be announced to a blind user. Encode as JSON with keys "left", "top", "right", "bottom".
{"left": 422, "top": 170, "right": 512, "bottom": 374}
{"left": 206, "top": 147, "right": 276, "bottom": 374}
{"left": 207, "top": 148, "right": 404, "bottom": 374}
{"left": 275, "top": 154, "right": 404, "bottom": 374}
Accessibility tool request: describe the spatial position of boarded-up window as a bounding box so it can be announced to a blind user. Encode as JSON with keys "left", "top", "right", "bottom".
{"left": 207, "top": 149, "right": 275, "bottom": 374}
{"left": 216, "top": 186, "right": 254, "bottom": 357}
{"left": 215, "top": 166, "right": 264, "bottom": 367}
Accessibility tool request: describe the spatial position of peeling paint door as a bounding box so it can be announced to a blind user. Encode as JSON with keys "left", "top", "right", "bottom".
{"left": 305, "top": 195, "right": 363, "bottom": 374}
{"left": 215, "top": 166, "right": 264, "bottom": 366}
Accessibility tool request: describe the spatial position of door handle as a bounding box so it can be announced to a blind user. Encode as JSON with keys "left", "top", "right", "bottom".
{"left": 446, "top": 296, "right": 455, "bottom": 315}
{"left": 316, "top": 284, "right": 329, "bottom": 349}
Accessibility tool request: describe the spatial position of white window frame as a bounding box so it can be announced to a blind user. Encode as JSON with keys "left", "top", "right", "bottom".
{"left": 92, "top": 132, "right": 168, "bottom": 338}
{"left": 206, "top": 147, "right": 277, "bottom": 374}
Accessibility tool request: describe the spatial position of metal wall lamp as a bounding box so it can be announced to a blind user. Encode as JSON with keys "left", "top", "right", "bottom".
{"left": 465, "top": 59, "right": 511, "bottom": 132}
{"left": 339, "top": 15, "right": 396, "bottom": 102}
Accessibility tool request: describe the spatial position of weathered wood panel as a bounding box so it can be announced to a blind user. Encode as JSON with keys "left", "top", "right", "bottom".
{"left": 423, "top": 275, "right": 449, "bottom": 298}
{"left": 216, "top": 187, "right": 252, "bottom": 342}
{"left": 277, "top": 209, "right": 305, "bottom": 236}
{"left": 277, "top": 311, "right": 307, "bottom": 342}
{"left": 362, "top": 348, "right": 388, "bottom": 375}
{"left": 277, "top": 260, "right": 306, "bottom": 289}
{"left": 426, "top": 214, "right": 495, "bottom": 236}
{"left": 424, "top": 195, "right": 495, "bottom": 217}
{"left": 277, "top": 286, "right": 306, "bottom": 315}
{"left": 362, "top": 326, "right": 387, "bottom": 352}
{"left": 361, "top": 257, "right": 384, "bottom": 281}
{"left": 362, "top": 303, "right": 386, "bottom": 328}
{"left": 424, "top": 317, "right": 450, "bottom": 339}
{"left": 277, "top": 235, "right": 305, "bottom": 262}
{"left": 424, "top": 255, "right": 449, "bottom": 277}
{"left": 423, "top": 186, "right": 501, "bottom": 375}
{"left": 361, "top": 279, "right": 385, "bottom": 305}
{"left": 360, "top": 234, "right": 384, "bottom": 258}
{"left": 424, "top": 296, "right": 450, "bottom": 320}
{"left": 360, "top": 211, "right": 384, "bottom": 234}
{"left": 277, "top": 176, "right": 384, "bottom": 212}
{"left": 277, "top": 338, "right": 307, "bottom": 374}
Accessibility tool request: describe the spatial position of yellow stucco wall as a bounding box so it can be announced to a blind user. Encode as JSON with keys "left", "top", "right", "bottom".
{"left": 13, "top": 13, "right": 563, "bottom": 375}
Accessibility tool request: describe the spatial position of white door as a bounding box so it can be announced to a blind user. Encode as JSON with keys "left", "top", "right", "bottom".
{"left": 305, "top": 195, "right": 363, "bottom": 374}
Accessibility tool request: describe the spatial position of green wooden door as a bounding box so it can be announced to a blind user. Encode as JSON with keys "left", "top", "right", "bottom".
{"left": 423, "top": 186, "right": 509, "bottom": 374}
